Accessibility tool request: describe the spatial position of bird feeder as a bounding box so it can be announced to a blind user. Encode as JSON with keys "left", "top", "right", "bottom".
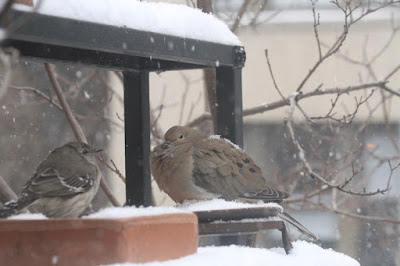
{"left": 0, "top": 2, "right": 247, "bottom": 264}
{"left": 3, "top": 6, "right": 245, "bottom": 207}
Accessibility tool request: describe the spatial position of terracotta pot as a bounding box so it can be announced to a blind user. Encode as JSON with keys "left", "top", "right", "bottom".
{"left": 0, "top": 213, "right": 198, "bottom": 266}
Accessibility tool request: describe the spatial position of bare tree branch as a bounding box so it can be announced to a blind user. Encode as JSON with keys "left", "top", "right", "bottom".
{"left": 186, "top": 112, "right": 212, "bottom": 127}
{"left": 187, "top": 81, "right": 388, "bottom": 127}
{"left": 10, "top": 84, "right": 63, "bottom": 111}
{"left": 230, "top": 0, "right": 252, "bottom": 32}
{"left": 0, "top": 47, "right": 19, "bottom": 98}
{"left": 295, "top": 0, "right": 398, "bottom": 93}
{"left": 284, "top": 92, "right": 391, "bottom": 197}
{"left": 0, "top": 175, "right": 17, "bottom": 204}
{"left": 244, "top": 81, "right": 387, "bottom": 116}
{"left": 44, "top": 63, "right": 86, "bottom": 141}
{"left": 307, "top": 200, "right": 400, "bottom": 225}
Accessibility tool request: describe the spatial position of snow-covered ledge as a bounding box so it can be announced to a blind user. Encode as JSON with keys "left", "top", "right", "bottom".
{"left": 84, "top": 200, "right": 359, "bottom": 266}
{"left": 3, "top": 200, "right": 359, "bottom": 265}
{"left": 82, "top": 200, "right": 360, "bottom": 266}
{"left": 14, "top": 0, "right": 241, "bottom": 46}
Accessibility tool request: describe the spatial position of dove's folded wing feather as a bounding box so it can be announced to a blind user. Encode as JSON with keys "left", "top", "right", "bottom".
{"left": 192, "top": 138, "right": 289, "bottom": 202}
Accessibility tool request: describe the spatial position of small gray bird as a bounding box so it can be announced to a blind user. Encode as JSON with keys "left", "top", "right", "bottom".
{"left": 150, "top": 126, "right": 319, "bottom": 241}
{"left": 0, "top": 142, "right": 102, "bottom": 218}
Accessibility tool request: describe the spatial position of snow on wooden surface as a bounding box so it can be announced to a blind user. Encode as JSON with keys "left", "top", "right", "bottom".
{"left": 86, "top": 199, "right": 281, "bottom": 218}
{"left": 14, "top": 0, "right": 241, "bottom": 46}
{"left": 3, "top": 199, "right": 281, "bottom": 220}
{"left": 7, "top": 213, "right": 48, "bottom": 220}
{"left": 4, "top": 199, "right": 283, "bottom": 220}
{"left": 85, "top": 206, "right": 189, "bottom": 219}
{"left": 180, "top": 198, "right": 282, "bottom": 212}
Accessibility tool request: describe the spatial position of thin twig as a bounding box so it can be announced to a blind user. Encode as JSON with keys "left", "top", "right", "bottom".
{"left": 9, "top": 84, "right": 123, "bottom": 129}
{"left": 312, "top": 201, "right": 400, "bottom": 224}
{"left": 150, "top": 104, "right": 164, "bottom": 145}
{"left": 265, "top": 49, "right": 287, "bottom": 103}
{"left": 178, "top": 72, "right": 190, "bottom": 125}
{"left": 10, "top": 85, "right": 63, "bottom": 111}
{"left": 96, "top": 156, "right": 126, "bottom": 184}
{"left": 311, "top": 0, "right": 322, "bottom": 60}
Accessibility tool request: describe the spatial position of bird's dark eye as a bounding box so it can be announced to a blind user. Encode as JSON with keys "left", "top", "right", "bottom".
{"left": 178, "top": 134, "right": 183, "bottom": 139}
{"left": 82, "top": 149, "right": 89, "bottom": 154}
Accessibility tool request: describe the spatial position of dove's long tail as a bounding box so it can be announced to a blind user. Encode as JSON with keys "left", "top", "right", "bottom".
{"left": 0, "top": 197, "right": 35, "bottom": 218}
{"left": 278, "top": 211, "right": 320, "bottom": 243}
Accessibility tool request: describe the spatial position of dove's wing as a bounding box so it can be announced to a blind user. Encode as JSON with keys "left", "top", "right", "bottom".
{"left": 22, "top": 167, "right": 97, "bottom": 198}
{"left": 192, "top": 138, "right": 289, "bottom": 202}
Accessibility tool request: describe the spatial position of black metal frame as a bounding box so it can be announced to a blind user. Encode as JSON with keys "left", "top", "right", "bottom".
{"left": 199, "top": 220, "right": 293, "bottom": 254}
{"left": 195, "top": 207, "right": 293, "bottom": 254}
{"left": 3, "top": 10, "right": 245, "bottom": 206}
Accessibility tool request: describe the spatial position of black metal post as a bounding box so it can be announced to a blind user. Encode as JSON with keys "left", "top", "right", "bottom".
{"left": 215, "top": 66, "right": 243, "bottom": 148}
{"left": 280, "top": 223, "right": 294, "bottom": 254}
{"left": 123, "top": 71, "right": 152, "bottom": 207}
{"left": 215, "top": 66, "right": 244, "bottom": 246}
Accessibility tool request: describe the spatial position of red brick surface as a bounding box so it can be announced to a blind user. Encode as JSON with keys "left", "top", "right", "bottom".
{"left": 0, "top": 213, "right": 198, "bottom": 266}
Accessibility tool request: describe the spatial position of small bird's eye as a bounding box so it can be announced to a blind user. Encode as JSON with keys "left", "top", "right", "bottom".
{"left": 178, "top": 134, "right": 183, "bottom": 139}
{"left": 82, "top": 149, "right": 89, "bottom": 154}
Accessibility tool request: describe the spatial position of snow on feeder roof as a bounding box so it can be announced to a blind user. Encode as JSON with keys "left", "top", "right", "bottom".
{"left": 14, "top": 0, "right": 241, "bottom": 46}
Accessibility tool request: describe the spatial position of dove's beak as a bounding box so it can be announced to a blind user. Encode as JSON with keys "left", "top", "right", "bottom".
{"left": 162, "top": 141, "right": 172, "bottom": 150}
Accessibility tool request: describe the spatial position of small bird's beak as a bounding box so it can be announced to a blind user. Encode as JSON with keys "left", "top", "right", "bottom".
{"left": 93, "top": 148, "right": 103, "bottom": 153}
{"left": 162, "top": 141, "right": 172, "bottom": 150}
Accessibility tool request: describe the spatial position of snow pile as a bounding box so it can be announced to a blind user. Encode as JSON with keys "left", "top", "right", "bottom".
{"left": 14, "top": 0, "right": 241, "bottom": 46}
{"left": 86, "top": 199, "right": 281, "bottom": 218}
{"left": 180, "top": 198, "right": 282, "bottom": 212}
{"left": 7, "top": 213, "right": 48, "bottom": 220}
{"left": 108, "top": 241, "right": 359, "bottom": 266}
{"left": 85, "top": 206, "right": 189, "bottom": 219}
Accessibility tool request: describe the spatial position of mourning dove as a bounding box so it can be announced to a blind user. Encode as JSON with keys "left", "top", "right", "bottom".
{"left": 150, "top": 126, "right": 319, "bottom": 242}
{"left": 0, "top": 142, "right": 102, "bottom": 218}
{"left": 150, "top": 126, "right": 289, "bottom": 203}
